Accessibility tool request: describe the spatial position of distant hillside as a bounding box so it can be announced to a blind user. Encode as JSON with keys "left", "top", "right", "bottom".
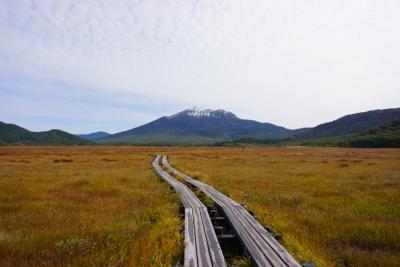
{"left": 0, "top": 122, "right": 91, "bottom": 145}
{"left": 297, "top": 108, "right": 400, "bottom": 139}
{"left": 98, "top": 107, "right": 289, "bottom": 145}
{"left": 298, "top": 119, "right": 400, "bottom": 148}
{"left": 214, "top": 111, "right": 400, "bottom": 148}
{"left": 78, "top": 131, "right": 111, "bottom": 140}
{"left": 344, "top": 119, "right": 400, "bottom": 147}
{"left": 97, "top": 107, "right": 400, "bottom": 146}
{"left": 3, "top": 107, "right": 399, "bottom": 147}
{"left": 364, "top": 119, "right": 400, "bottom": 136}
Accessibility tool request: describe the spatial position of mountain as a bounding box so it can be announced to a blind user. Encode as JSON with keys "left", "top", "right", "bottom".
{"left": 78, "top": 131, "right": 111, "bottom": 140}
{"left": 297, "top": 108, "right": 400, "bottom": 139}
{"left": 3, "top": 107, "right": 398, "bottom": 146}
{"left": 98, "top": 107, "right": 288, "bottom": 145}
{"left": 342, "top": 119, "right": 400, "bottom": 147}
{"left": 298, "top": 119, "right": 400, "bottom": 148}
{"left": 363, "top": 118, "right": 400, "bottom": 136}
{"left": 212, "top": 108, "right": 400, "bottom": 148}
{"left": 98, "top": 107, "right": 400, "bottom": 145}
{"left": 214, "top": 119, "right": 400, "bottom": 148}
{"left": 0, "top": 122, "right": 91, "bottom": 145}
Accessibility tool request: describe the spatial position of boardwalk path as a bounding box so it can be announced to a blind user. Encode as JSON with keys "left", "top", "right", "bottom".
{"left": 161, "top": 155, "right": 301, "bottom": 267}
{"left": 152, "top": 156, "right": 226, "bottom": 267}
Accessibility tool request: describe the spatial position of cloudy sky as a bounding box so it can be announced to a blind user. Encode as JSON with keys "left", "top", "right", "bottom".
{"left": 1, "top": 0, "right": 399, "bottom": 133}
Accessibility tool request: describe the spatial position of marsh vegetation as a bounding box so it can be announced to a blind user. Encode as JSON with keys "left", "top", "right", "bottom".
{"left": 0, "top": 147, "right": 182, "bottom": 266}
{"left": 0, "top": 146, "right": 399, "bottom": 266}
{"left": 168, "top": 147, "right": 400, "bottom": 267}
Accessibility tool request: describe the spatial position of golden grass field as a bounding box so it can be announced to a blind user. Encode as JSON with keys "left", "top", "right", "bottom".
{"left": 0, "top": 147, "right": 183, "bottom": 267}
{"left": 0, "top": 146, "right": 399, "bottom": 267}
{"left": 168, "top": 147, "right": 400, "bottom": 267}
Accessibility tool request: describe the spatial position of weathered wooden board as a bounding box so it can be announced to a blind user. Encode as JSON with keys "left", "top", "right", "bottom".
{"left": 162, "top": 155, "right": 302, "bottom": 267}
{"left": 152, "top": 156, "right": 226, "bottom": 267}
{"left": 185, "top": 208, "right": 197, "bottom": 267}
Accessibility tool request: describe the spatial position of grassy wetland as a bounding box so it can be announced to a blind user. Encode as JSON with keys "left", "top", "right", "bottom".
{"left": 168, "top": 147, "right": 400, "bottom": 267}
{"left": 1, "top": 146, "right": 399, "bottom": 267}
{"left": 0, "top": 147, "right": 182, "bottom": 267}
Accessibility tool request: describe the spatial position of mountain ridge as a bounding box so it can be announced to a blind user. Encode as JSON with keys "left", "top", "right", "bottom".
{"left": 96, "top": 107, "right": 400, "bottom": 145}
{"left": 1, "top": 107, "right": 399, "bottom": 146}
{"left": 0, "top": 122, "right": 91, "bottom": 145}
{"left": 297, "top": 108, "right": 400, "bottom": 139}
{"left": 78, "top": 131, "right": 111, "bottom": 140}
{"left": 98, "top": 107, "right": 288, "bottom": 144}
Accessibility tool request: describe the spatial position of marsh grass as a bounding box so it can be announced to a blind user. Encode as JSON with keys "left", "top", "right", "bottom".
{"left": 2, "top": 146, "right": 399, "bottom": 266}
{"left": 0, "top": 146, "right": 183, "bottom": 267}
{"left": 230, "top": 256, "right": 252, "bottom": 267}
{"left": 168, "top": 147, "right": 400, "bottom": 267}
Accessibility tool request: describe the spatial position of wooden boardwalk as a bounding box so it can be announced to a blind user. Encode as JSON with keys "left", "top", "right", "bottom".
{"left": 152, "top": 156, "right": 227, "bottom": 267}
{"left": 162, "top": 155, "right": 302, "bottom": 267}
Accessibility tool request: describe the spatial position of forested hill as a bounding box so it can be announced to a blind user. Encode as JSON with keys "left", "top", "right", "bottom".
{"left": 297, "top": 108, "right": 400, "bottom": 139}
{"left": 0, "top": 122, "right": 91, "bottom": 145}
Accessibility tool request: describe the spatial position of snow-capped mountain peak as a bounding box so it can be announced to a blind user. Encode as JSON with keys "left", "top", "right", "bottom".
{"left": 187, "top": 107, "right": 212, "bottom": 117}
{"left": 169, "top": 107, "right": 237, "bottom": 119}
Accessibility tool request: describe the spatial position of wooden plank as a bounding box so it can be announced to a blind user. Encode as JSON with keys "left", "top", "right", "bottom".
{"left": 236, "top": 206, "right": 300, "bottom": 266}
{"left": 200, "top": 207, "right": 227, "bottom": 267}
{"left": 192, "top": 207, "right": 213, "bottom": 267}
{"left": 202, "top": 187, "right": 288, "bottom": 266}
{"left": 220, "top": 203, "right": 272, "bottom": 267}
{"left": 152, "top": 156, "right": 227, "bottom": 267}
{"left": 162, "top": 155, "right": 302, "bottom": 267}
{"left": 228, "top": 205, "right": 285, "bottom": 266}
{"left": 200, "top": 186, "right": 282, "bottom": 265}
{"left": 185, "top": 208, "right": 197, "bottom": 267}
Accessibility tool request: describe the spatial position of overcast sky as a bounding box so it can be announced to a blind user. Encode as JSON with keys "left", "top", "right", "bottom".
{"left": 1, "top": 0, "right": 399, "bottom": 133}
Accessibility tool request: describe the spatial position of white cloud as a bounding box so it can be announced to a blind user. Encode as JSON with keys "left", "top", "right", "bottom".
{"left": 0, "top": 0, "right": 399, "bottom": 131}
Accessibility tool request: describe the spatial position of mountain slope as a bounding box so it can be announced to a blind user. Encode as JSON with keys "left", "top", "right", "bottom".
{"left": 345, "top": 119, "right": 400, "bottom": 147}
{"left": 214, "top": 119, "right": 400, "bottom": 148}
{"left": 79, "top": 131, "right": 111, "bottom": 140}
{"left": 363, "top": 118, "right": 400, "bottom": 136}
{"left": 98, "top": 108, "right": 289, "bottom": 144}
{"left": 298, "top": 119, "right": 400, "bottom": 148}
{"left": 0, "top": 122, "right": 91, "bottom": 145}
{"left": 297, "top": 108, "right": 400, "bottom": 139}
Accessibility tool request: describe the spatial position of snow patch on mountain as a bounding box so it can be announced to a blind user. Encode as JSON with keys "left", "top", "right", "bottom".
{"left": 187, "top": 107, "right": 212, "bottom": 117}
{"left": 169, "top": 107, "right": 237, "bottom": 119}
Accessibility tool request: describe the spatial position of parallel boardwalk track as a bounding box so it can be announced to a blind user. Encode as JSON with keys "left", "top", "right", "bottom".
{"left": 152, "top": 156, "right": 226, "bottom": 267}
{"left": 162, "top": 155, "right": 302, "bottom": 267}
